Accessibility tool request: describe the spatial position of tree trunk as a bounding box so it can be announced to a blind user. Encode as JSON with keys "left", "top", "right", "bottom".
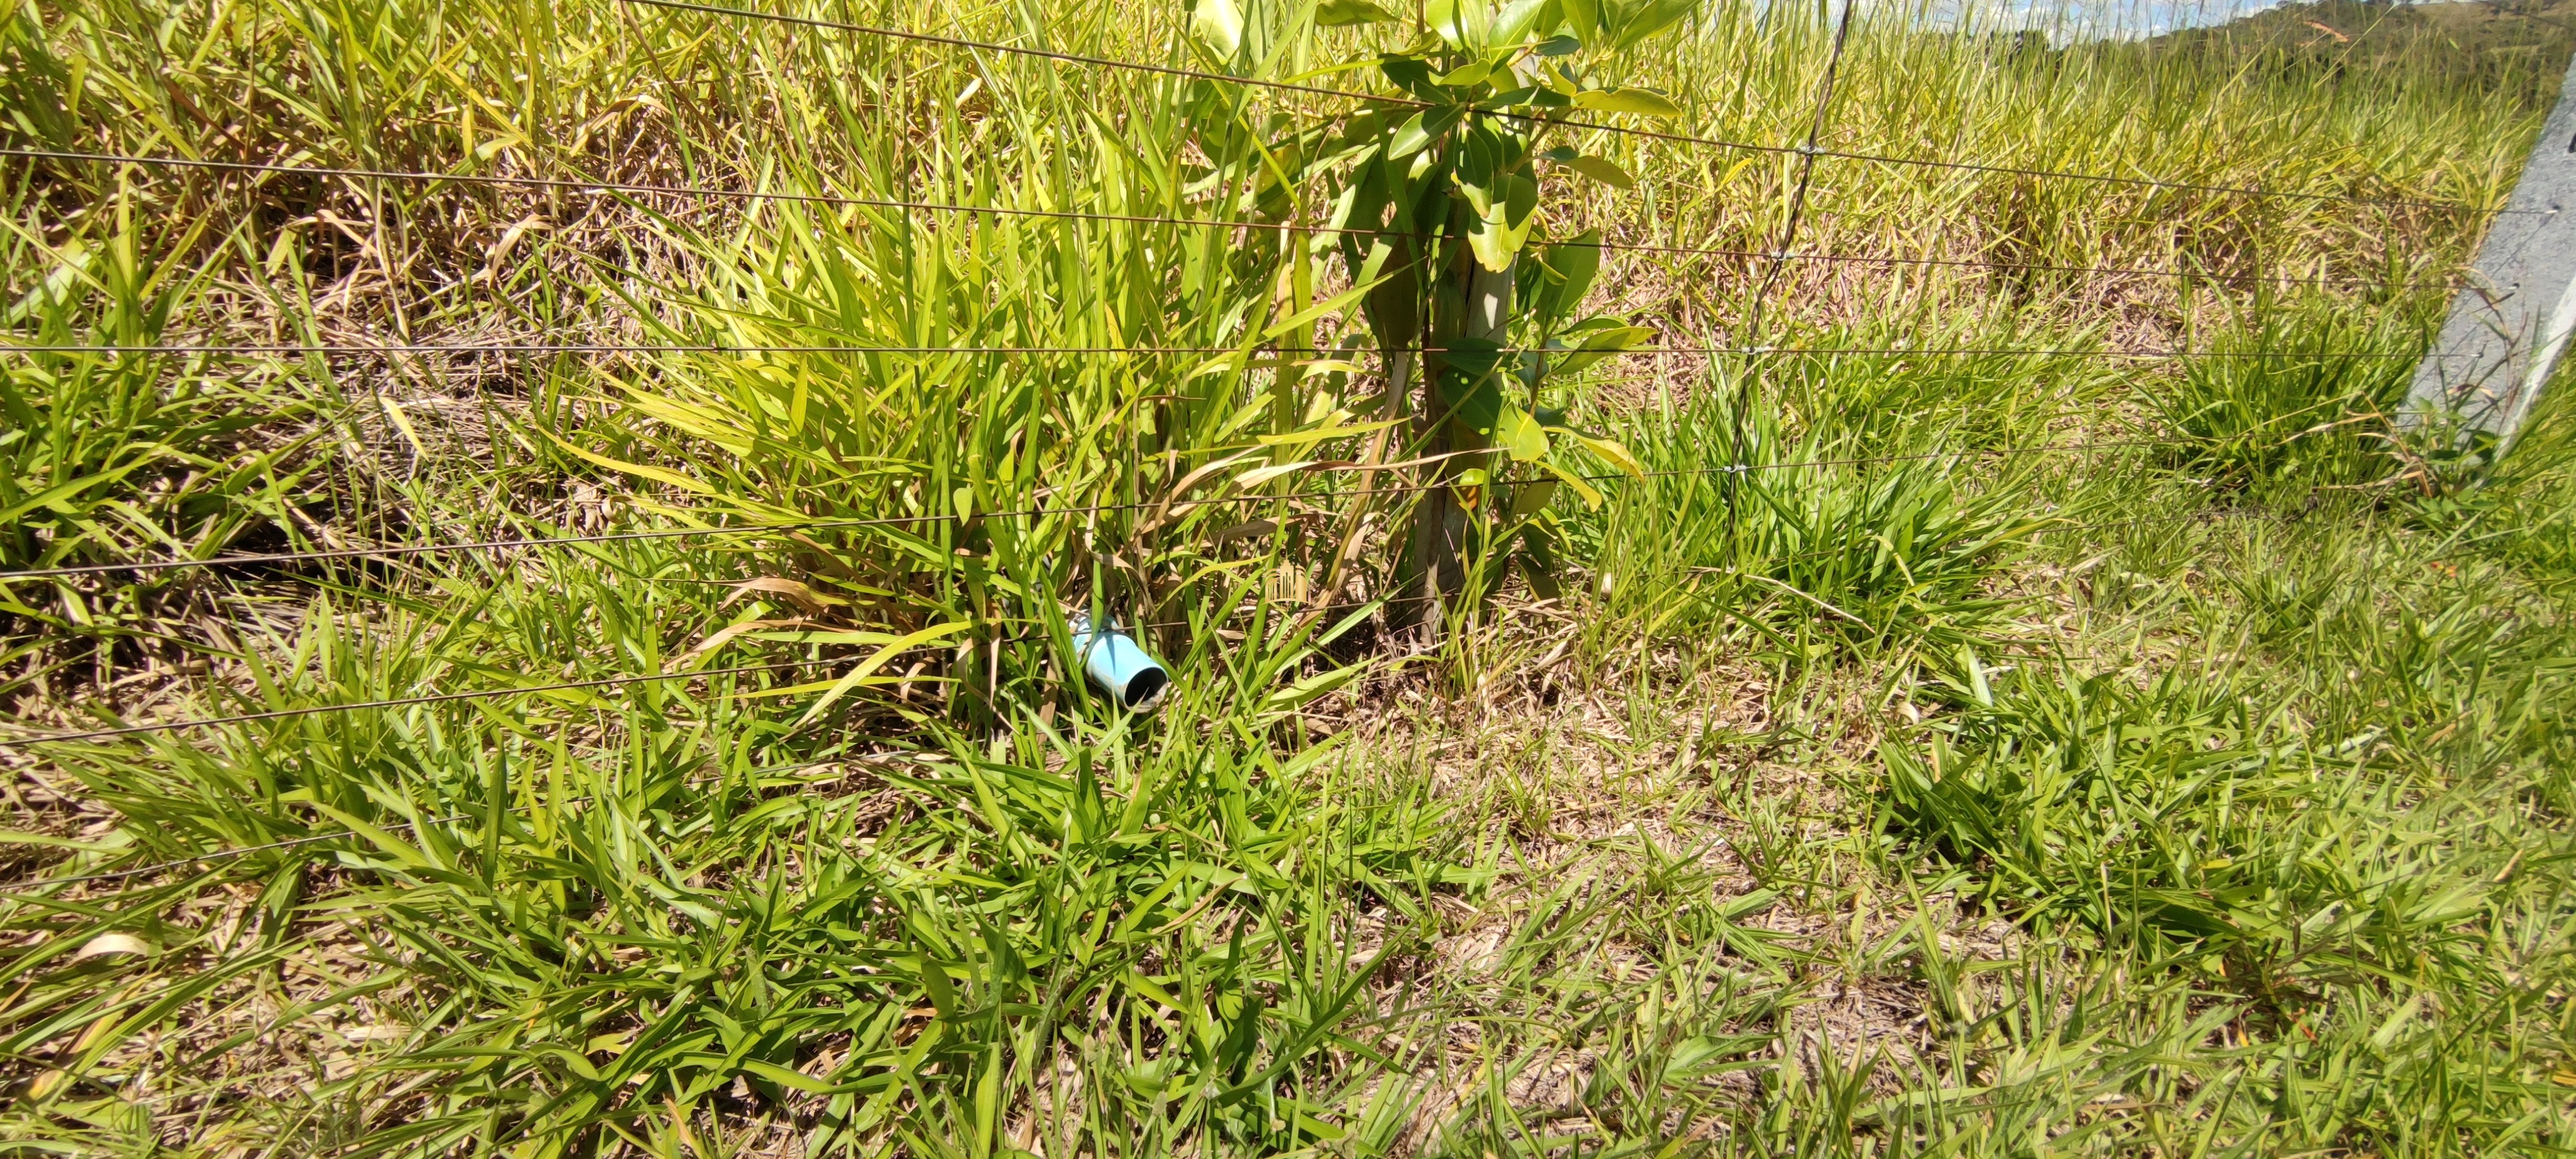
{"left": 1393, "top": 234, "right": 1510, "bottom": 643}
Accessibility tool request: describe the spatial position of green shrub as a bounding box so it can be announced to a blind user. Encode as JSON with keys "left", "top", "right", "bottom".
{"left": 2144, "top": 295, "right": 2423, "bottom": 490}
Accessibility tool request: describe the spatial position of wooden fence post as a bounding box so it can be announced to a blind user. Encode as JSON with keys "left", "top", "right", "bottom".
{"left": 2404, "top": 51, "right": 2576, "bottom": 455}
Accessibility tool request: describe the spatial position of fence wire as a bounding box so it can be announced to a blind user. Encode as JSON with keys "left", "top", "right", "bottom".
{"left": 0, "top": 498, "right": 2329, "bottom": 752}
{"left": 622, "top": 0, "right": 2515, "bottom": 215}
{"left": 0, "top": 435, "right": 2313, "bottom": 583}
{"left": 0, "top": 0, "right": 2504, "bottom": 903}
{"left": 6, "top": 147, "right": 2453, "bottom": 293}
{"left": 0, "top": 339, "right": 2416, "bottom": 360}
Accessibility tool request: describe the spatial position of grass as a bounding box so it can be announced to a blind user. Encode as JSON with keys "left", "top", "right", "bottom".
{"left": 2, "top": 0, "right": 2574, "bottom": 1154}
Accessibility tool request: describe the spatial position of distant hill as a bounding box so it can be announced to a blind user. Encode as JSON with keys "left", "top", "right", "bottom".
{"left": 2139, "top": 0, "right": 2576, "bottom": 110}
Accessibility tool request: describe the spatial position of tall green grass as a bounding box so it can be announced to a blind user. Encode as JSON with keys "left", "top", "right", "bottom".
{"left": 1580, "top": 370, "right": 2047, "bottom": 658}
{"left": 3, "top": 0, "right": 2573, "bottom": 1153}
{"left": 2142, "top": 293, "right": 2429, "bottom": 491}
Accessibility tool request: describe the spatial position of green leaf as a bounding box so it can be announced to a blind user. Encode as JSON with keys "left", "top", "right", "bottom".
{"left": 1571, "top": 87, "right": 1682, "bottom": 118}
{"left": 0, "top": 829, "right": 132, "bottom": 852}
{"left": 1539, "top": 459, "right": 1605, "bottom": 508}
{"left": 1425, "top": 0, "right": 1492, "bottom": 49}
{"left": 1316, "top": 0, "right": 1400, "bottom": 24}
{"left": 542, "top": 435, "right": 718, "bottom": 496}
{"left": 1193, "top": 0, "right": 1245, "bottom": 56}
{"left": 1234, "top": 460, "right": 1322, "bottom": 488}
{"left": 1435, "top": 366, "right": 1505, "bottom": 433}
{"left": 1569, "top": 154, "right": 1635, "bottom": 188}
{"left": 912, "top": 951, "right": 961, "bottom": 1022}
{"left": 1292, "top": 1107, "right": 1351, "bottom": 1142}
{"left": 1187, "top": 350, "right": 1254, "bottom": 379}
{"left": 1607, "top": 0, "right": 1699, "bottom": 48}
{"left": 796, "top": 621, "right": 974, "bottom": 727}
{"left": 1490, "top": 0, "right": 1562, "bottom": 48}
{"left": 1389, "top": 105, "right": 1465, "bottom": 159}
{"left": 1258, "top": 416, "right": 1404, "bottom": 446}
{"left": 1507, "top": 478, "right": 1560, "bottom": 518}
{"left": 1497, "top": 402, "right": 1549, "bottom": 462}
{"left": 0, "top": 453, "right": 166, "bottom": 526}
{"left": 1574, "top": 432, "right": 1645, "bottom": 479}
{"left": 1264, "top": 272, "right": 1391, "bottom": 339}
{"left": 1467, "top": 173, "right": 1541, "bottom": 271}
{"left": 1549, "top": 323, "right": 1655, "bottom": 373}
{"left": 1532, "top": 229, "right": 1603, "bottom": 321}
{"left": 739, "top": 1058, "right": 866, "bottom": 1095}
{"left": 1467, "top": 224, "right": 1508, "bottom": 274}
{"left": 308, "top": 804, "right": 438, "bottom": 871}
{"left": 1261, "top": 662, "right": 1368, "bottom": 715}
{"left": 1436, "top": 61, "right": 1494, "bottom": 87}
{"left": 1577, "top": 324, "right": 1654, "bottom": 349}
{"left": 1561, "top": 0, "right": 1599, "bottom": 41}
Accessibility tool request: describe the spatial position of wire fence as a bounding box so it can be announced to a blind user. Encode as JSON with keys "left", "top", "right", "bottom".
{"left": 0, "top": 484, "right": 2426, "bottom": 897}
{"left": 5, "top": 147, "right": 2455, "bottom": 293}
{"left": 0, "top": 433, "right": 2297, "bottom": 583}
{"left": 0, "top": 752, "right": 908, "bottom": 891}
{"left": 0, "top": 495, "right": 2343, "bottom": 752}
{"left": 0, "top": 661, "right": 825, "bottom": 747}
{"left": 0, "top": 0, "right": 2502, "bottom": 894}
{"left": 0, "top": 339, "right": 2415, "bottom": 360}
{"left": 617, "top": 0, "right": 2516, "bottom": 216}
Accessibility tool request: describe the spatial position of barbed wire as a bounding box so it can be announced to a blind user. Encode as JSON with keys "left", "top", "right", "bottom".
{"left": 0, "top": 342, "right": 1261, "bottom": 355}
{"left": 4, "top": 809, "right": 474, "bottom": 891}
{"left": 625, "top": 0, "right": 1417, "bottom": 108}
{"left": 1609, "top": 235, "right": 2448, "bottom": 293}
{"left": 0, "top": 339, "right": 2416, "bottom": 360}
{"left": 0, "top": 434, "right": 2276, "bottom": 583}
{"left": 4, "top": 470, "right": 2482, "bottom": 898}
{"left": 0, "top": 436, "right": 2372, "bottom": 757}
{"left": 0, "top": 479, "right": 2321, "bottom": 892}
{"left": 0, "top": 505, "right": 2331, "bottom": 753}
{"left": 620, "top": 0, "right": 2512, "bottom": 217}
{"left": 0, "top": 426, "right": 2349, "bottom": 746}
{"left": 6, "top": 147, "right": 2450, "bottom": 293}
{"left": 0, "top": 660, "right": 819, "bottom": 748}
{"left": 0, "top": 752, "right": 913, "bottom": 891}
{"left": 0, "top": 493, "right": 2346, "bottom": 757}
{"left": 0, "top": 0, "right": 2511, "bottom": 906}
{"left": 1730, "top": 0, "right": 1858, "bottom": 541}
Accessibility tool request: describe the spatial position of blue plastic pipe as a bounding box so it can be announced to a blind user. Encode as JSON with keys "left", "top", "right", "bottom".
{"left": 1069, "top": 613, "right": 1172, "bottom": 712}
